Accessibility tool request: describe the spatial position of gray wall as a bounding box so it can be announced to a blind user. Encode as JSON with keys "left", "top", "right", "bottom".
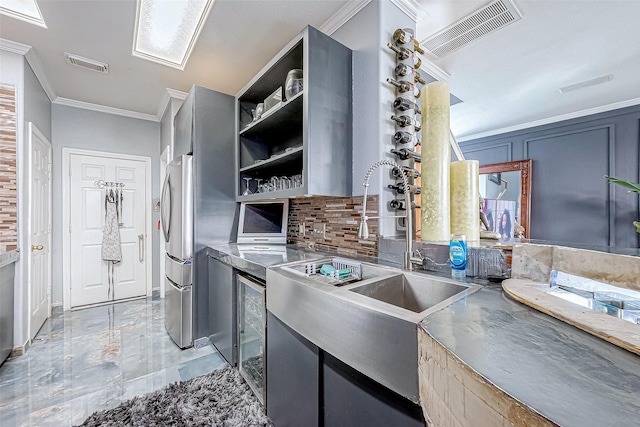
{"left": 51, "top": 104, "right": 161, "bottom": 304}
{"left": 23, "top": 61, "right": 51, "bottom": 140}
{"left": 460, "top": 104, "right": 640, "bottom": 249}
{"left": 332, "top": 0, "right": 415, "bottom": 236}
{"left": 0, "top": 52, "right": 52, "bottom": 348}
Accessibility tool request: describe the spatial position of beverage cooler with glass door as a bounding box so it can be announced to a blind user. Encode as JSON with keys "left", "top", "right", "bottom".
{"left": 237, "top": 274, "right": 266, "bottom": 404}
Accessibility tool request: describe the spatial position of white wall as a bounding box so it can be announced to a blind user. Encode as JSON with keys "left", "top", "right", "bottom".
{"left": 331, "top": 0, "right": 415, "bottom": 236}
{"left": 51, "top": 105, "right": 161, "bottom": 304}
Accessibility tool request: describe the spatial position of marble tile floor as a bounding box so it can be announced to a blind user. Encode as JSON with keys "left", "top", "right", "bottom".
{"left": 0, "top": 295, "right": 227, "bottom": 426}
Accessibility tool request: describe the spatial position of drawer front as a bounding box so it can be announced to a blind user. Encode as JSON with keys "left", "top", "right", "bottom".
{"left": 166, "top": 253, "right": 192, "bottom": 286}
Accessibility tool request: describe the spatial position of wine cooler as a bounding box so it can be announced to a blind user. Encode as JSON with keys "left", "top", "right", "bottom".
{"left": 237, "top": 274, "right": 266, "bottom": 404}
{"left": 387, "top": 28, "right": 425, "bottom": 235}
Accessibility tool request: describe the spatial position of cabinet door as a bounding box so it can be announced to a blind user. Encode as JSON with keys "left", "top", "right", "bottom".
{"left": 174, "top": 89, "right": 194, "bottom": 157}
{"left": 207, "top": 257, "right": 236, "bottom": 365}
{"left": 266, "top": 311, "right": 319, "bottom": 427}
{"left": 323, "top": 352, "right": 425, "bottom": 427}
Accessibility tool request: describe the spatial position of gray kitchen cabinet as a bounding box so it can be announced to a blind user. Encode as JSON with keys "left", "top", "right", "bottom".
{"left": 266, "top": 311, "right": 320, "bottom": 427}
{"left": 266, "top": 311, "right": 426, "bottom": 427}
{"left": 235, "top": 25, "right": 352, "bottom": 201}
{"left": 206, "top": 256, "right": 236, "bottom": 366}
{"left": 323, "top": 352, "right": 425, "bottom": 427}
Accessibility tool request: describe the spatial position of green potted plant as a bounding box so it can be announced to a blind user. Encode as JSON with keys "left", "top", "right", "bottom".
{"left": 606, "top": 176, "right": 640, "bottom": 233}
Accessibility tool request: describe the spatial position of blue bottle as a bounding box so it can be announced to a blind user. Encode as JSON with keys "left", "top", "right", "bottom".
{"left": 449, "top": 234, "right": 467, "bottom": 279}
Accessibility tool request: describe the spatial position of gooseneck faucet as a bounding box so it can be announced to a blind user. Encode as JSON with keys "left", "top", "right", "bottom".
{"left": 358, "top": 160, "right": 415, "bottom": 270}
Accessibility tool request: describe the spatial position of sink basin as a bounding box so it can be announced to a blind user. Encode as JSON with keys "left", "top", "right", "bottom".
{"left": 350, "top": 273, "right": 471, "bottom": 313}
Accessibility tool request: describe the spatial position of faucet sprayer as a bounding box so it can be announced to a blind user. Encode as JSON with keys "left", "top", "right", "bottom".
{"left": 358, "top": 160, "right": 419, "bottom": 270}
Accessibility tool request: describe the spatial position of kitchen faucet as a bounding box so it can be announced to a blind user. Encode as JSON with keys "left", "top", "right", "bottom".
{"left": 358, "top": 160, "right": 422, "bottom": 271}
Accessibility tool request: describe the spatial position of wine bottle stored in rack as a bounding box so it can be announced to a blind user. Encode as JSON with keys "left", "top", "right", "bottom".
{"left": 394, "top": 64, "right": 426, "bottom": 85}
{"left": 392, "top": 28, "right": 425, "bottom": 55}
{"left": 390, "top": 148, "right": 421, "bottom": 162}
{"left": 392, "top": 166, "right": 421, "bottom": 178}
{"left": 388, "top": 183, "right": 421, "bottom": 195}
{"left": 393, "top": 131, "right": 420, "bottom": 145}
{"left": 389, "top": 199, "right": 420, "bottom": 210}
{"left": 390, "top": 115, "right": 421, "bottom": 131}
{"left": 393, "top": 97, "right": 421, "bottom": 114}
{"left": 387, "top": 78, "right": 420, "bottom": 98}
{"left": 386, "top": 43, "right": 422, "bottom": 68}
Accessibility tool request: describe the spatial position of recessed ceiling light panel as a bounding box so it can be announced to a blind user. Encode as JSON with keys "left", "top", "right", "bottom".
{"left": 0, "top": 0, "right": 46, "bottom": 28}
{"left": 133, "top": 0, "right": 214, "bottom": 70}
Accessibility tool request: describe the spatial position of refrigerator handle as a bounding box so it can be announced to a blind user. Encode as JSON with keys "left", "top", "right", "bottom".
{"left": 161, "top": 173, "right": 171, "bottom": 243}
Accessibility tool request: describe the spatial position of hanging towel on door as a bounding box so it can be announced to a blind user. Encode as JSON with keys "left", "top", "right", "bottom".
{"left": 102, "top": 189, "right": 122, "bottom": 263}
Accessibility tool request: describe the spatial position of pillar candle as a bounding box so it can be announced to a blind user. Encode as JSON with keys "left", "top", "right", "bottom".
{"left": 420, "top": 81, "right": 450, "bottom": 242}
{"left": 450, "top": 160, "right": 480, "bottom": 243}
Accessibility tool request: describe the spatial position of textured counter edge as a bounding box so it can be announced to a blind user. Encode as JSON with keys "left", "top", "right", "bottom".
{"left": 0, "top": 249, "right": 20, "bottom": 268}
{"left": 418, "top": 326, "right": 558, "bottom": 427}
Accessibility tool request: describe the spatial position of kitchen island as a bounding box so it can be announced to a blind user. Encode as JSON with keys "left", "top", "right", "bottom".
{"left": 208, "top": 243, "right": 640, "bottom": 427}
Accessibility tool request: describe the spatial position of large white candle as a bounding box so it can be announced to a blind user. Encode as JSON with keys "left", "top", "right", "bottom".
{"left": 421, "top": 82, "right": 450, "bottom": 242}
{"left": 450, "top": 160, "right": 480, "bottom": 243}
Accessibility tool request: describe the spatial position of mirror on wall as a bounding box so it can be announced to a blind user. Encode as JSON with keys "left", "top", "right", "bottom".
{"left": 479, "top": 160, "right": 532, "bottom": 239}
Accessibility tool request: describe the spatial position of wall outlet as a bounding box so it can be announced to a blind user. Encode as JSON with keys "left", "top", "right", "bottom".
{"left": 313, "top": 223, "right": 326, "bottom": 239}
{"left": 299, "top": 222, "right": 305, "bottom": 235}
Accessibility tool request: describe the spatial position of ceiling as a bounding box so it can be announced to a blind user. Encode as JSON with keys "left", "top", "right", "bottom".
{"left": 415, "top": 0, "right": 640, "bottom": 139}
{"left": 1, "top": 0, "right": 639, "bottom": 139}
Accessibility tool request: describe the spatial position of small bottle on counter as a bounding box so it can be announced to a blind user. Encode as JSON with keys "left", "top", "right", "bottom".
{"left": 449, "top": 234, "right": 468, "bottom": 279}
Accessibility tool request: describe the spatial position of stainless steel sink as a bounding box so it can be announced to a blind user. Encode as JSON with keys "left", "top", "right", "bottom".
{"left": 350, "top": 274, "right": 470, "bottom": 313}
{"left": 267, "top": 259, "right": 481, "bottom": 404}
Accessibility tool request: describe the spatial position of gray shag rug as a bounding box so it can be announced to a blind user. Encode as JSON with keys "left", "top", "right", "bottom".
{"left": 77, "top": 365, "right": 273, "bottom": 427}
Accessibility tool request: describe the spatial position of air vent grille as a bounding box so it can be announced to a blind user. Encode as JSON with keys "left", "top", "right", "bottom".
{"left": 64, "top": 52, "right": 109, "bottom": 73}
{"left": 421, "top": 0, "right": 522, "bottom": 58}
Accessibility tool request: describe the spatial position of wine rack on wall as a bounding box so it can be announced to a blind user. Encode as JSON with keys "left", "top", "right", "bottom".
{"left": 387, "top": 28, "right": 424, "bottom": 238}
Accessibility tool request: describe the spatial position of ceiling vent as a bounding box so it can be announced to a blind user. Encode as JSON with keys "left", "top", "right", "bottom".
{"left": 64, "top": 52, "right": 109, "bottom": 74}
{"left": 420, "top": 0, "right": 522, "bottom": 59}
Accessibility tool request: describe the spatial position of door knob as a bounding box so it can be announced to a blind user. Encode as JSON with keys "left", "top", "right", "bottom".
{"left": 31, "top": 245, "right": 44, "bottom": 251}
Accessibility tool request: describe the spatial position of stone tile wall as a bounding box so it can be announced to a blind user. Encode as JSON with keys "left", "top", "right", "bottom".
{"left": 512, "top": 243, "right": 640, "bottom": 292}
{"left": 0, "top": 84, "right": 17, "bottom": 253}
{"left": 287, "top": 195, "right": 379, "bottom": 257}
{"left": 418, "top": 330, "right": 555, "bottom": 427}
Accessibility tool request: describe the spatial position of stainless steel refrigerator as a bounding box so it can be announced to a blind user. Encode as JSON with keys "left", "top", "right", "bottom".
{"left": 161, "top": 85, "right": 237, "bottom": 349}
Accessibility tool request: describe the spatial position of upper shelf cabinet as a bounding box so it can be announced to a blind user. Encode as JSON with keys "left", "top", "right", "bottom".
{"left": 235, "top": 26, "right": 352, "bottom": 201}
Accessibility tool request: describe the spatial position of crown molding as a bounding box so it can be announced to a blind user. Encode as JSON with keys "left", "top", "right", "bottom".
{"left": 0, "top": 38, "right": 31, "bottom": 55}
{"left": 0, "top": 38, "right": 57, "bottom": 101}
{"left": 319, "top": 0, "right": 372, "bottom": 35}
{"left": 456, "top": 97, "right": 640, "bottom": 142}
{"left": 389, "top": 0, "right": 426, "bottom": 22}
{"left": 419, "top": 60, "right": 451, "bottom": 82}
{"left": 54, "top": 97, "right": 158, "bottom": 122}
{"left": 156, "top": 88, "right": 189, "bottom": 121}
{"left": 24, "top": 49, "right": 56, "bottom": 101}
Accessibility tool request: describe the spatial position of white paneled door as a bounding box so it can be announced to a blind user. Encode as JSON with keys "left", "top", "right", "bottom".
{"left": 69, "top": 153, "right": 147, "bottom": 308}
{"left": 28, "top": 123, "right": 51, "bottom": 340}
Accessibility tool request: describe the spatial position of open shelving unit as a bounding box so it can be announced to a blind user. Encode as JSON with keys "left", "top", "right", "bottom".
{"left": 235, "top": 25, "right": 352, "bottom": 201}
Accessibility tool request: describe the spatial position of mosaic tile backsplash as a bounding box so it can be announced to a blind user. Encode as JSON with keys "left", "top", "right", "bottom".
{"left": 0, "top": 84, "right": 17, "bottom": 252}
{"left": 287, "top": 195, "right": 379, "bottom": 257}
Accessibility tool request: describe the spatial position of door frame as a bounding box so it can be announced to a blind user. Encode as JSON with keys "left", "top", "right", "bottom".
{"left": 27, "top": 122, "right": 52, "bottom": 339}
{"left": 62, "top": 148, "right": 152, "bottom": 311}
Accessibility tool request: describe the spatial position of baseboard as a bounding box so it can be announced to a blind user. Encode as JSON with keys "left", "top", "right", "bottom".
{"left": 51, "top": 302, "right": 63, "bottom": 316}
{"left": 11, "top": 338, "right": 31, "bottom": 357}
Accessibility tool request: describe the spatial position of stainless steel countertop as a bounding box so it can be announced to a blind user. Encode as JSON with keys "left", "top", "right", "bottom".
{"left": 421, "top": 284, "right": 640, "bottom": 427}
{"left": 0, "top": 249, "right": 19, "bottom": 269}
{"left": 206, "top": 244, "right": 325, "bottom": 281}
